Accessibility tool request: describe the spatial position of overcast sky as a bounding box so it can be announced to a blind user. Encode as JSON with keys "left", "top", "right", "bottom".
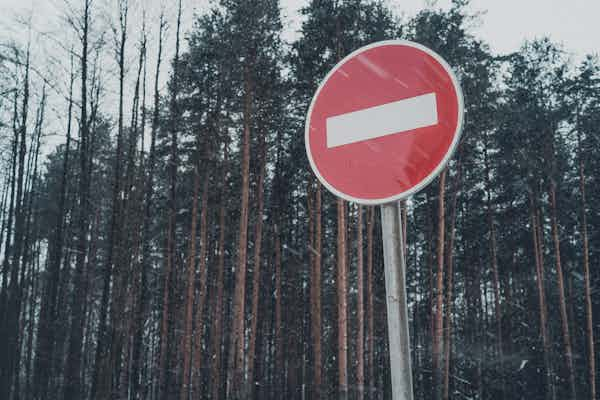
{"left": 286, "top": 0, "right": 600, "bottom": 57}
{"left": 279, "top": 0, "right": 600, "bottom": 59}
{"left": 1, "top": 0, "right": 598, "bottom": 155}
{"left": 2, "top": 0, "right": 599, "bottom": 58}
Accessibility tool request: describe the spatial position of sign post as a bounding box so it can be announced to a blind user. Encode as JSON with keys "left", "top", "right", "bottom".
{"left": 381, "top": 201, "right": 413, "bottom": 400}
{"left": 305, "top": 40, "right": 463, "bottom": 400}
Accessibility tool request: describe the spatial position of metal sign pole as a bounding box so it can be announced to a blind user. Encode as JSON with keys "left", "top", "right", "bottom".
{"left": 381, "top": 201, "right": 414, "bottom": 400}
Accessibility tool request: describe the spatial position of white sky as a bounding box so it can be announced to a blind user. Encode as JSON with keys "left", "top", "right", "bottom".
{"left": 0, "top": 0, "right": 598, "bottom": 156}
{"left": 2, "top": 0, "right": 599, "bottom": 57}
{"left": 281, "top": 0, "right": 600, "bottom": 58}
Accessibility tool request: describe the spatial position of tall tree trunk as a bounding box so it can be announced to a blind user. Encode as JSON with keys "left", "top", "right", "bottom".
{"left": 0, "top": 92, "right": 19, "bottom": 396}
{"left": 15, "top": 86, "right": 45, "bottom": 400}
{"left": 432, "top": 169, "right": 447, "bottom": 400}
{"left": 578, "top": 131, "right": 596, "bottom": 400}
{"left": 331, "top": 10, "right": 349, "bottom": 399}
{"left": 180, "top": 165, "right": 201, "bottom": 400}
{"left": 311, "top": 183, "right": 323, "bottom": 399}
{"left": 1, "top": 36, "right": 31, "bottom": 400}
{"left": 484, "top": 141, "right": 504, "bottom": 397}
{"left": 108, "top": 0, "right": 131, "bottom": 393}
{"left": 274, "top": 231, "right": 283, "bottom": 400}
{"left": 131, "top": 14, "right": 164, "bottom": 400}
{"left": 0, "top": 177, "right": 9, "bottom": 260}
{"left": 91, "top": 2, "right": 128, "bottom": 397}
{"left": 210, "top": 141, "right": 228, "bottom": 400}
{"left": 107, "top": 2, "right": 134, "bottom": 395}
{"left": 247, "top": 132, "right": 267, "bottom": 397}
{"left": 0, "top": 176, "right": 10, "bottom": 276}
{"left": 158, "top": 2, "right": 182, "bottom": 397}
{"left": 63, "top": 1, "right": 92, "bottom": 398}
{"left": 337, "top": 198, "right": 348, "bottom": 400}
{"left": 116, "top": 26, "right": 148, "bottom": 397}
{"left": 356, "top": 205, "right": 365, "bottom": 400}
{"left": 25, "top": 232, "right": 41, "bottom": 400}
{"left": 189, "top": 162, "right": 211, "bottom": 399}
{"left": 366, "top": 206, "right": 375, "bottom": 399}
{"left": 548, "top": 183, "right": 576, "bottom": 400}
{"left": 529, "top": 192, "right": 555, "bottom": 400}
{"left": 33, "top": 51, "right": 74, "bottom": 400}
{"left": 228, "top": 61, "right": 253, "bottom": 400}
{"left": 442, "top": 159, "right": 463, "bottom": 400}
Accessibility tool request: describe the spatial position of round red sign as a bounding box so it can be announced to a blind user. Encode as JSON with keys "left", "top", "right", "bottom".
{"left": 305, "top": 40, "right": 464, "bottom": 205}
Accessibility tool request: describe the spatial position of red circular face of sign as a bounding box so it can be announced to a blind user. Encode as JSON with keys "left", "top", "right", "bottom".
{"left": 305, "top": 40, "right": 464, "bottom": 205}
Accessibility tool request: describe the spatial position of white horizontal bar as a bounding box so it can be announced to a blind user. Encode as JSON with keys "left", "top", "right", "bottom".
{"left": 326, "top": 92, "right": 438, "bottom": 148}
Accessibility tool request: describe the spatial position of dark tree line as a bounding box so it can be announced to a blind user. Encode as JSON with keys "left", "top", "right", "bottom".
{"left": 0, "top": 1, "right": 599, "bottom": 400}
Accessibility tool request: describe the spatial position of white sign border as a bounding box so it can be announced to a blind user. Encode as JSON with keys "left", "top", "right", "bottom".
{"left": 304, "top": 39, "right": 465, "bottom": 205}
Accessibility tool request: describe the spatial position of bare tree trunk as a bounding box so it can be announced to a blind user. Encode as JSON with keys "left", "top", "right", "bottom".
{"left": 15, "top": 85, "right": 45, "bottom": 400}
{"left": 0, "top": 177, "right": 10, "bottom": 266}
{"left": 0, "top": 90, "right": 19, "bottom": 399}
{"left": 109, "top": 0, "right": 133, "bottom": 393}
{"left": 180, "top": 166, "right": 201, "bottom": 400}
{"left": 181, "top": 113, "right": 215, "bottom": 400}
{"left": 337, "top": 198, "right": 348, "bottom": 400}
{"left": 1, "top": 91, "right": 17, "bottom": 302}
{"left": 158, "top": 2, "right": 182, "bottom": 398}
{"left": 63, "top": 2, "right": 92, "bottom": 397}
{"left": 442, "top": 163, "right": 461, "bottom": 400}
{"left": 366, "top": 206, "right": 375, "bottom": 399}
{"left": 131, "top": 14, "right": 164, "bottom": 400}
{"left": 90, "top": 3, "right": 128, "bottom": 398}
{"left": 311, "top": 184, "right": 323, "bottom": 399}
{"left": 356, "top": 205, "right": 365, "bottom": 400}
{"left": 228, "top": 62, "right": 253, "bottom": 400}
{"left": 247, "top": 132, "right": 267, "bottom": 397}
{"left": 191, "top": 170, "right": 211, "bottom": 397}
{"left": 1, "top": 35, "right": 31, "bottom": 400}
{"left": 210, "top": 141, "right": 228, "bottom": 400}
{"left": 0, "top": 181, "right": 9, "bottom": 300}
{"left": 548, "top": 183, "right": 576, "bottom": 400}
{"left": 116, "top": 27, "right": 148, "bottom": 397}
{"left": 274, "top": 231, "right": 283, "bottom": 399}
{"left": 529, "top": 192, "right": 555, "bottom": 400}
{"left": 484, "top": 141, "right": 504, "bottom": 397}
{"left": 33, "top": 51, "right": 74, "bottom": 400}
{"left": 25, "top": 232, "right": 41, "bottom": 400}
{"left": 578, "top": 131, "right": 596, "bottom": 400}
{"left": 432, "top": 169, "right": 447, "bottom": 400}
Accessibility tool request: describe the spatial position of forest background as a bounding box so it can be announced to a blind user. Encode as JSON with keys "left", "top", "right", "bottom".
{"left": 0, "top": 1, "right": 600, "bottom": 400}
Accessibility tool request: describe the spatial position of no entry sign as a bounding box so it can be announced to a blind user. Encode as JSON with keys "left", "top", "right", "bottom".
{"left": 305, "top": 40, "right": 464, "bottom": 204}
